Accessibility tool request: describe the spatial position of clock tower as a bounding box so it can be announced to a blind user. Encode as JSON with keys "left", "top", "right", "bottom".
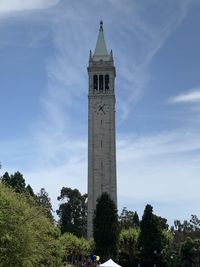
{"left": 87, "top": 21, "right": 117, "bottom": 238}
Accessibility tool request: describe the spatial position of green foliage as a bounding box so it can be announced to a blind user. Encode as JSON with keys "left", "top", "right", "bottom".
{"left": 1, "top": 172, "right": 10, "bottom": 184}
{"left": 0, "top": 183, "right": 62, "bottom": 267}
{"left": 119, "top": 227, "right": 139, "bottom": 266}
{"left": 190, "top": 215, "right": 200, "bottom": 231}
{"left": 57, "top": 187, "right": 87, "bottom": 237}
{"left": 1, "top": 172, "right": 54, "bottom": 224}
{"left": 118, "top": 207, "right": 139, "bottom": 230}
{"left": 36, "top": 187, "right": 54, "bottom": 223}
{"left": 93, "top": 192, "right": 119, "bottom": 261}
{"left": 2, "top": 169, "right": 199, "bottom": 267}
{"left": 1, "top": 171, "right": 26, "bottom": 193}
{"left": 133, "top": 212, "right": 140, "bottom": 228}
{"left": 180, "top": 237, "right": 200, "bottom": 267}
{"left": 60, "top": 232, "right": 91, "bottom": 264}
{"left": 169, "top": 215, "right": 200, "bottom": 266}
{"left": 172, "top": 216, "right": 200, "bottom": 244}
{"left": 138, "top": 204, "right": 169, "bottom": 267}
{"left": 1, "top": 171, "right": 34, "bottom": 196}
{"left": 26, "top": 184, "right": 35, "bottom": 197}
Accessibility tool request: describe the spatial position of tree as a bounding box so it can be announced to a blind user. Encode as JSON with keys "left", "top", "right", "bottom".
{"left": 1, "top": 171, "right": 26, "bottom": 193}
{"left": 171, "top": 215, "right": 200, "bottom": 250}
{"left": 118, "top": 207, "right": 139, "bottom": 230}
{"left": 1, "top": 172, "right": 10, "bottom": 184}
{"left": 1, "top": 171, "right": 35, "bottom": 197}
{"left": 60, "top": 232, "right": 92, "bottom": 265}
{"left": 119, "top": 227, "right": 139, "bottom": 267}
{"left": 190, "top": 215, "right": 200, "bottom": 231}
{"left": 36, "top": 188, "right": 54, "bottom": 223}
{"left": 138, "top": 204, "right": 168, "bottom": 267}
{"left": 57, "top": 187, "right": 87, "bottom": 237}
{"left": 0, "top": 183, "right": 62, "bottom": 267}
{"left": 93, "top": 192, "right": 119, "bottom": 261}
{"left": 1, "top": 172, "right": 54, "bottom": 223}
{"left": 133, "top": 212, "right": 140, "bottom": 228}
{"left": 26, "top": 184, "right": 35, "bottom": 197}
{"left": 180, "top": 237, "right": 200, "bottom": 267}
{"left": 167, "top": 215, "right": 200, "bottom": 267}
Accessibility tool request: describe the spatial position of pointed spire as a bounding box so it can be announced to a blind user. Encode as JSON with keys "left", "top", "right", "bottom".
{"left": 89, "top": 50, "right": 92, "bottom": 61}
{"left": 110, "top": 49, "right": 113, "bottom": 61}
{"left": 94, "top": 20, "right": 108, "bottom": 56}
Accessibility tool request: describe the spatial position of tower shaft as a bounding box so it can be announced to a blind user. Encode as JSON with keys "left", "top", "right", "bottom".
{"left": 87, "top": 22, "right": 117, "bottom": 239}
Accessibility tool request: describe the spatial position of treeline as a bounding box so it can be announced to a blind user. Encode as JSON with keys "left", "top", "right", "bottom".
{"left": 0, "top": 171, "right": 200, "bottom": 267}
{"left": 92, "top": 193, "right": 200, "bottom": 267}
{"left": 118, "top": 206, "right": 200, "bottom": 267}
{"left": 0, "top": 171, "right": 91, "bottom": 267}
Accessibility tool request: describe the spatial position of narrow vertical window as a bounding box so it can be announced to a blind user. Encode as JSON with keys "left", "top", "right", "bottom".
{"left": 99, "top": 75, "right": 103, "bottom": 92}
{"left": 101, "top": 140, "right": 102, "bottom": 148}
{"left": 101, "top": 161, "right": 103, "bottom": 170}
{"left": 93, "top": 75, "right": 98, "bottom": 90}
{"left": 101, "top": 120, "right": 102, "bottom": 126}
{"left": 105, "top": 75, "right": 109, "bottom": 90}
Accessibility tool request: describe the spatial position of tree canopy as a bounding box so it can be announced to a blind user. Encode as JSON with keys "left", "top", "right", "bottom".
{"left": 60, "top": 232, "right": 92, "bottom": 265}
{"left": 180, "top": 237, "right": 200, "bottom": 267}
{"left": 118, "top": 207, "right": 139, "bottom": 230}
{"left": 1, "top": 169, "right": 199, "bottom": 267}
{"left": 93, "top": 192, "right": 119, "bottom": 261}
{"left": 139, "top": 204, "right": 169, "bottom": 267}
{"left": 0, "top": 183, "right": 62, "bottom": 267}
{"left": 36, "top": 187, "right": 54, "bottom": 222}
{"left": 119, "top": 227, "right": 139, "bottom": 267}
{"left": 57, "top": 187, "right": 87, "bottom": 237}
{"left": 1, "top": 171, "right": 26, "bottom": 193}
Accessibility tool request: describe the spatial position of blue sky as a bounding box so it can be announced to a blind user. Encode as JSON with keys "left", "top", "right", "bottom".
{"left": 0, "top": 0, "right": 200, "bottom": 225}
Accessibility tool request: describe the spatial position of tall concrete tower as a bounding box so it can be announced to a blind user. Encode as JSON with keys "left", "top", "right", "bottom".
{"left": 87, "top": 21, "right": 117, "bottom": 238}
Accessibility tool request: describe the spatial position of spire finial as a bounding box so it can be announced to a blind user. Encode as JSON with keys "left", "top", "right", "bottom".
{"left": 100, "top": 19, "right": 103, "bottom": 31}
{"left": 94, "top": 20, "right": 108, "bottom": 56}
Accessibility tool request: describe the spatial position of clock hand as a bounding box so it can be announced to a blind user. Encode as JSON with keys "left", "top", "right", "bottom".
{"left": 99, "top": 105, "right": 105, "bottom": 114}
{"left": 99, "top": 104, "right": 105, "bottom": 111}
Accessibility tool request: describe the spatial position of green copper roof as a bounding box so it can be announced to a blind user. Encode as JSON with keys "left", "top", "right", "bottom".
{"left": 94, "top": 21, "right": 108, "bottom": 56}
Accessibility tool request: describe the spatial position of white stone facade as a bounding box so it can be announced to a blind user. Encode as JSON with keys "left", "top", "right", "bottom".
{"left": 87, "top": 23, "right": 117, "bottom": 238}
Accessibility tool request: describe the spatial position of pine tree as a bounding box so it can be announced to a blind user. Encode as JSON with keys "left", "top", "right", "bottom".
{"left": 93, "top": 192, "right": 119, "bottom": 261}
{"left": 139, "top": 204, "right": 167, "bottom": 266}
{"left": 133, "top": 211, "right": 140, "bottom": 228}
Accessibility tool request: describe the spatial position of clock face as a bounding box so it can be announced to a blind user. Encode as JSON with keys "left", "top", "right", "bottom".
{"left": 94, "top": 101, "right": 109, "bottom": 115}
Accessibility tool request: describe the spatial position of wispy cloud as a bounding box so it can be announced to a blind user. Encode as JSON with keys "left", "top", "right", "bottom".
{"left": 34, "top": 0, "right": 194, "bottom": 146}
{"left": 118, "top": 130, "right": 200, "bottom": 162}
{"left": 106, "top": 0, "right": 192, "bottom": 120}
{"left": 26, "top": 128, "right": 200, "bottom": 223}
{"left": 117, "top": 129, "right": 200, "bottom": 223}
{"left": 0, "top": 0, "right": 60, "bottom": 15}
{"left": 170, "top": 88, "right": 200, "bottom": 103}
{"left": 0, "top": 0, "right": 194, "bottom": 121}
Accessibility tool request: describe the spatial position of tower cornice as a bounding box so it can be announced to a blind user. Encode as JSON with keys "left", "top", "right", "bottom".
{"left": 87, "top": 65, "right": 116, "bottom": 75}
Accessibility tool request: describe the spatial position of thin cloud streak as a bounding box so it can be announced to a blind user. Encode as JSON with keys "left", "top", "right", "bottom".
{"left": 19, "top": 0, "right": 193, "bottom": 130}
{"left": 109, "top": 0, "right": 191, "bottom": 120}
{"left": 26, "top": 127, "right": 200, "bottom": 224}
{"left": 117, "top": 129, "right": 200, "bottom": 225}
{"left": 117, "top": 130, "right": 200, "bottom": 161}
{"left": 170, "top": 89, "right": 200, "bottom": 103}
{"left": 0, "top": 0, "right": 60, "bottom": 15}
